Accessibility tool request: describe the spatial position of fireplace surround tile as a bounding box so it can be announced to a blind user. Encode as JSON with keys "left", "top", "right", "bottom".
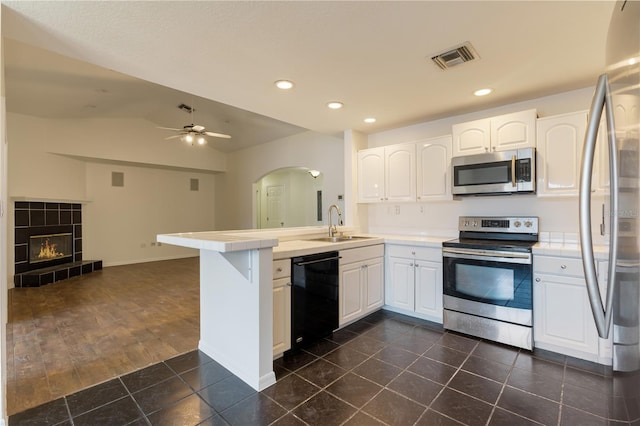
{"left": 15, "top": 210, "right": 29, "bottom": 227}
{"left": 60, "top": 210, "right": 72, "bottom": 224}
{"left": 45, "top": 210, "right": 59, "bottom": 226}
{"left": 14, "top": 245, "right": 27, "bottom": 263}
{"left": 30, "top": 210, "right": 45, "bottom": 226}
{"left": 14, "top": 201, "right": 101, "bottom": 287}
{"left": 15, "top": 228, "right": 28, "bottom": 245}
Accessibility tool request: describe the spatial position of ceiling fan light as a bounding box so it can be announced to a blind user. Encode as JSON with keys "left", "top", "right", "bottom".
{"left": 185, "top": 133, "right": 194, "bottom": 143}
{"left": 197, "top": 136, "right": 207, "bottom": 145}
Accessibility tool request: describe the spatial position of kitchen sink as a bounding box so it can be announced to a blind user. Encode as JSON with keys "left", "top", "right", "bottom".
{"left": 310, "top": 235, "right": 374, "bottom": 243}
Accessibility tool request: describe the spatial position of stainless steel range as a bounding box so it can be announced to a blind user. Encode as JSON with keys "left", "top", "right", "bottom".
{"left": 442, "top": 216, "right": 538, "bottom": 350}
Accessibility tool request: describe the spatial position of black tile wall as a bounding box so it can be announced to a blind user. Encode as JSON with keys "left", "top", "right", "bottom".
{"left": 30, "top": 210, "right": 45, "bottom": 226}
{"left": 14, "top": 210, "right": 29, "bottom": 227}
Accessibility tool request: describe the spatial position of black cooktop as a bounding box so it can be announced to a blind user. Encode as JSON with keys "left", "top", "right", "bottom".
{"left": 443, "top": 237, "right": 536, "bottom": 252}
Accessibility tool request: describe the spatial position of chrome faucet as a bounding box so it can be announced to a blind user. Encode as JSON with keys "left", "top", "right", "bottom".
{"left": 328, "top": 204, "right": 343, "bottom": 237}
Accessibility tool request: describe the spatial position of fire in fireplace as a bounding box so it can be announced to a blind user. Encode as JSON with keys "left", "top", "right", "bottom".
{"left": 29, "top": 233, "right": 73, "bottom": 264}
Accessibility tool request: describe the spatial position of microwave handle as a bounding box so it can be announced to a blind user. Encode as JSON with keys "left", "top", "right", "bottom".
{"left": 511, "top": 155, "right": 516, "bottom": 187}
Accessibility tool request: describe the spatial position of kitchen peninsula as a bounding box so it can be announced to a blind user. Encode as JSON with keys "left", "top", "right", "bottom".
{"left": 156, "top": 227, "right": 386, "bottom": 391}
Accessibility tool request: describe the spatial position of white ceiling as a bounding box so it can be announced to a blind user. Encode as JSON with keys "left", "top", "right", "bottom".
{"left": 1, "top": 1, "right": 616, "bottom": 152}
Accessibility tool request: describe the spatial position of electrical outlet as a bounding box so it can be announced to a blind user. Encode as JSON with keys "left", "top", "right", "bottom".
{"left": 150, "top": 242, "right": 156, "bottom": 247}
{"left": 395, "top": 205, "right": 400, "bottom": 215}
{"left": 157, "top": 242, "right": 162, "bottom": 247}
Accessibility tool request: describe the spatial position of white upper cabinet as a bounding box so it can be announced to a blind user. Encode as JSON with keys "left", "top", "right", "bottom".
{"left": 416, "top": 135, "right": 453, "bottom": 201}
{"left": 536, "top": 111, "right": 587, "bottom": 197}
{"left": 357, "top": 143, "right": 416, "bottom": 203}
{"left": 452, "top": 109, "right": 536, "bottom": 157}
{"left": 357, "top": 147, "right": 385, "bottom": 202}
{"left": 451, "top": 119, "right": 490, "bottom": 156}
{"left": 491, "top": 109, "right": 537, "bottom": 151}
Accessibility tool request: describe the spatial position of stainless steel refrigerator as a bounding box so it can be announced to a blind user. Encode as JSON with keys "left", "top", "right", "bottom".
{"left": 579, "top": 0, "right": 639, "bottom": 415}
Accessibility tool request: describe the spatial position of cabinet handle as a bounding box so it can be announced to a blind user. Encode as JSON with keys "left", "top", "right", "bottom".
{"left": 535, "top": 278, "right": 541, "bottom": 282}
{"left": 276, "top": 267, "right": 283, "bottom": 272}
{"left": 561, "top": 265, "right": 567, "bottom": 269}
{"left": 286, "top": 282, "right": 292, "bottom": 286}
{"left": 411, "top": 251, "right": 415, "bottom": 255}
{"left": 485, "top": 147, "right": 489, "bottom": 152}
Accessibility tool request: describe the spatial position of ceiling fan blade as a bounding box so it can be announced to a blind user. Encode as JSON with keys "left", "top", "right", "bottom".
{"left": 157, "top": 126, "right": 182, "bottom": 131}
{"left": 165, "top": 135, "right": 182, "bottom": 140}
{"left": 205, "top": 131, "right": 232, "bottom": 139}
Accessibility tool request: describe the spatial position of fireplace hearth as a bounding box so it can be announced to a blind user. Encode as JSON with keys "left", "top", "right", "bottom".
{"left": 14, "top": 201, "right": 102, "bottom": 287}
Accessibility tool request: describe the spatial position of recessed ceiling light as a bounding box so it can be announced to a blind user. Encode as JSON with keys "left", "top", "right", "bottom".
{"left": 474, "top": 88, "right": 492, "bottom": 97}
{"left": 327, "top": 101, "right": 343, "bottom": 109}
{"left": 364, "top": 118, "right": 376, "bottom": 123}
{"left": 275, "top": 80, "right": 294, "bottom": 89}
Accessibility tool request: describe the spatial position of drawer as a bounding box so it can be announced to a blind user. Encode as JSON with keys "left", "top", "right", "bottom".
{"left": 273, "top": 276, "right": 291, "bottom": 289}
{"left": 273, "top": 259, "right": 291, "bottom": 279}
{"left": 534, "top": 255, "right": 585, "bottom": 277}
{"left": 386, "top": 244, "right": 441, "bottom": 262}
{"left": 340, "top": 244, "right": 384, "bottom": 264}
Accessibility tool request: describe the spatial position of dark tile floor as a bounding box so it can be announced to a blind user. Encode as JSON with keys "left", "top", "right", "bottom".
{"left": 9, "top": 310, "right": 639, "bottom": 425}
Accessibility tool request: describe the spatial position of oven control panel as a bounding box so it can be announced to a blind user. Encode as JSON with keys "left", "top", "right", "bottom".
{"left": 459, "top": 216, "right": 538, "bottom": 233}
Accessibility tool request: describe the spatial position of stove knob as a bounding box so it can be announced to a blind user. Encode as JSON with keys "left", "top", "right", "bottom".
{"left": 524, "top": 221, "right": 533, "bottom": 228}
{"left": 514, "top": 221, "right": 521, "bottom": 228}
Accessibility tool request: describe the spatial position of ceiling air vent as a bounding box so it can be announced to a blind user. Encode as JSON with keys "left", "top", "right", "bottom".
{"left": 431, "top": 42, "right": 479, "bottom": 70}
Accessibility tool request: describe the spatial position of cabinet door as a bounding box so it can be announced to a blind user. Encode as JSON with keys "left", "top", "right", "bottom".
{"left": 385, "top": 143, "right": 416, "bottom": 202}
{"left": 414, "top": 260, "right": 443, "bottom": 322}
{"left": 491, "top": 109, "right": 536, "bottom": 152}
{"left": 386, "top": 257, "right": 415, "bottom": 311}
{"left": 613, "top": 93, "right": 639, "bottom": 136}
{"left": 357, "top": 147, "right": 385, "bottom": 203}
{"left": 536, "top": 111, "right": 587, "bottom": 197}
{"left": 364, "top": 258, "right": 384, "bottom": 312}
{"left": 416, "top": 136, "right": 452, "bottom": 201}
{"left": 533, "top": 273, "right": 599, "bottom": 358}
{"left": 452, "top": 119, "right": 490, "bottom": 157}
{"left": 340, "top": 262, "right": 364, "bottom": 326}
{"left": 273, "top": 277, "right": 291, "bottom": 356}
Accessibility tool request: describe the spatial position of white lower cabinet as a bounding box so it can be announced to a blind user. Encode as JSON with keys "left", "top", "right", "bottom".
{"left": 339, "top": 245, "right": 384, "bottom": 326}
{"left": 273, "top": 259, "right": 291, "bottom": 357}
{"left": 533, "top": 254, "right": 611, "bottom": 364}
{"left": 385, "top": 244, "right": 443, "bottom": 323}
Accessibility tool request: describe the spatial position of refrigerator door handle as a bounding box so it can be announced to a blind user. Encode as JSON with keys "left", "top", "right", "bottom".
{"left": 579, "top": 73, "right": 619, "bottom": 339}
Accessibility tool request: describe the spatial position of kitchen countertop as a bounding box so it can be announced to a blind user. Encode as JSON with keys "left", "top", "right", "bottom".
{"left": 533, "top": 241, "right": 609, "bottom": 260}
{"left": 274, "top": 234, "right": 449, "bottom": 259}
{"left": 159, "top": 226, "right": 450, "bottom": 258}
{"left": 160, "top": 228, "right": 610, "bottom": 261}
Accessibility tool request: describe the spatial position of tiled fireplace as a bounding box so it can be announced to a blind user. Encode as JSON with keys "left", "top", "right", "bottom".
{"left": 14, "top": 201, "right": 102, "bottom": 287}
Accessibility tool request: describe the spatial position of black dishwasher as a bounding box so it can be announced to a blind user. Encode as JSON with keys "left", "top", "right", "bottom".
{"left": 291, "top": 251, "right": 340, "bottom": 350}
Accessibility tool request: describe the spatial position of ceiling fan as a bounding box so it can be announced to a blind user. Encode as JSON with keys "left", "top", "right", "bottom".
{"left": 158, "top": 103, "right": 231, "bottom": 145}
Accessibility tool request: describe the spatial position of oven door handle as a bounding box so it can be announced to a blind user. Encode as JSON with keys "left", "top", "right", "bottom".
{"left": 442, "top": 247, "right": 531, "bottom": 264}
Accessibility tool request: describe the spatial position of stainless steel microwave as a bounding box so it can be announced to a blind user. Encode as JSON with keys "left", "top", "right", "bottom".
{"left": 451, "top": 148, "right": 535, "bottom": 196}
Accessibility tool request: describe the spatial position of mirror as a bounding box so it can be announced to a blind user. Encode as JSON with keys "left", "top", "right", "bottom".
{"left": 254, "top": 167, "right": 326, "bottom": 229}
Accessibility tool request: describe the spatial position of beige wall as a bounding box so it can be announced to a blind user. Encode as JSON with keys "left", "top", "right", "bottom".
{"left": 6, "top": 113, "right": 221, "bottom": 276}
{"left": 217, "top": 130, "right": 344, "bottom": 230}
